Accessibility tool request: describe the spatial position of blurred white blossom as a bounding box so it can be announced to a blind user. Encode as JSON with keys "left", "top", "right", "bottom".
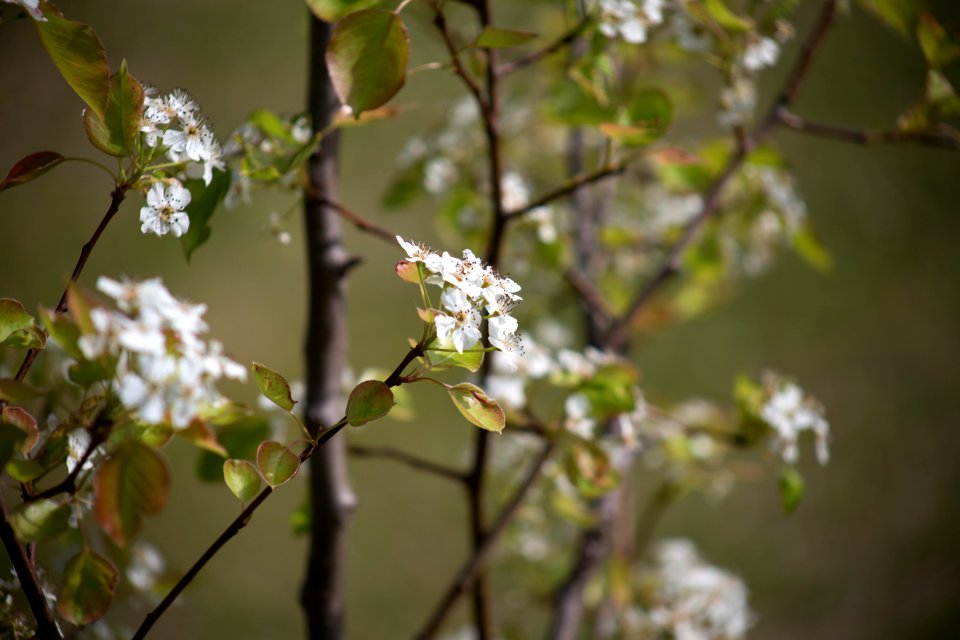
{"left": 761, "top": 381, "right": 830, "bottom": 465}
{"left": 599, "top": 0, "right": 666, "bottom": 44}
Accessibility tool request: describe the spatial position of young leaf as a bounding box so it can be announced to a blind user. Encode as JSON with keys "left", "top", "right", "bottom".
{"left": 0, "top": 379, "right": 41, "bottom": 403}
{"left": 93, "top": 441, "right": 170, "bottom": 547}
{"left": 326, "top": 9, "right": 409, "bottom": 115}
{"left": 425, "top": 338, "right": 485, "bottom": 372}
{"left": 251, "top": 362, "right": 297, "bottom": 412}
{"left": 256, "top": 441, "right": 300, "bottom": 488}
{"left": 86, "top": 59, "right": 144, "bottom": 157}
{"left": 779, "top": 466, "right": 805, "bottom": 514}
{"left": 473, "top": 26, "right": 538, "bottom": 49}
{"left": 39, "top": 306, "right": 82, "bottom": 358}
{"left": 195, "top": 416, "right": 270, "bottom": 482}
{"left": 0, "top": 151, "right": 64, "bottom": 192}
{"left": 0, "top": 299, "right": 34, "bottom": 344}
{"left": 178, "top": 421, "right": 227, "bottom": 456}
{"left": 12, "top": 499, "right": 71, "bottom": 542}
{"left": 2, "top": 406, "right": 39, "bottom": 454}
{"left": 0, "top": 425, "right": 26, "bottom": 469}
{"left": 345, "top": 380, "right": 395, "bottom": 426}
{"left": 307, "top": 0, "right": 380, "bottom": 22}
{"left": 57, "top": 551, "right": 118, "bottom": 626}
{"left": 703, "top": 0, "right": 754, "bottom": 31}
{"left": 83, "top": 107, "right": 123, "bottom": 156}
{"left": 180, "top": 169, "right": 231, "bottom": 260}
{"left": 6, "top": 459, "right": 44, "bottom": 482}
{"left": 447, "top": 383, "right": 505, "bottom": 433}
{"left": 223, "top": 459, "right": 262, "bottom": 502}
{"left": 35, "top": 7, "right": 111, "bottom": 118}
{"left": 917, "top": 11, "right": 960, "bottom": 69}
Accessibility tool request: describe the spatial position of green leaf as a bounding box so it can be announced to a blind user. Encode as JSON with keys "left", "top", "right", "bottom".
{"left": 703, "top": 0, "right": 754, "bottom": 31}
{"left": 425, "top": 338, "right": 485, "bottom": 372}
{"left": 778, "top": 466, "right": 805, "bottom": 513}
{"left": 180, "top": 169, "right": 231, "bottom": 261}
{"left": 91, "top": 59, "right": 145, "bottom": 157}
{"left": 0, "top": 299, "right": 34, "bottom": 344}
{"left": 565, "top": 442, "right": 620, "bottom": 499}
{"left": 0, "top": 425, "right": 26, "bottom": 469}
{"left": 792, "top": 223, "right": 833, "bottom": 273}
{"left": 0, "top": 151, "right": 64, "bottom": 192}
{"left": 855, "top": 0, "right": 917, "bottom": 37}
{"left": 2, "top": 406, "right": 39, "bottom": 454}
{"left": 39, "top": 306, "right": 82, "bottom": 358}
{"left": 36, "top": 7, "right": 111, "bottom": 118}
{"left": 0, "top": 379, "right": 42, "bottom": 403}
{"left": 6, "top": 459, "right": 44, "bottom": 482}
{"left": 326, "top": 9, "right": 409, "bottom": 115}
{"left": 346, "top": 380, "right": 394, "bottom": 426}
{"left": 12, "top": 499, "right": 71, "bottom": 542}
{"left": 601, "top": 89, "right": 673, "bottom": 147}
{"left": 57, "top": 551, "right": 118, "bottom": 627}
{"left": 256, "top": 441, "right": 300, "bottom": 488}
{"left": 473, "top": 26, "right": 538, "bottom": 49}
{"left": 251, "top": 362, "right": 297, "bottom": 412}
{"left": 917, "top": 11, "right": 960, "bottom": 69}
{"left": 223, "top": 459, "right": 262, "bottom": 502}
{"left": 307, "top": 0, "right": 381, "bottom": 22}
{"left": 0, "top": 325, "right": 46, "bottom": 350}
{"left": 447, "top": 383, "right": 505, "bottom": 433}
{"left": 195, "top": 416, "right": 270, "bottom": 482}
{"left": 93, "top": 441, "right": 170, "bottom": 547}
{"left": 177, "top": 421, "right": 227, "bottom": 456}
{"left": 291, "top": 494, "right": 311, "bottom": 536}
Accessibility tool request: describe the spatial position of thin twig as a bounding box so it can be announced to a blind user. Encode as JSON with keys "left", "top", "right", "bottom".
{"left": 348, "top": 444, "right": 467, "bottom": 482}
{"left": 503, "top": 162, "right": 629, "bottom": 220}
{"left": 0, "top": 492, "right": 60, "bottom": 638}
{"left": 317, "top": 195, "right": 398, "bottom": 244}
{"left": 496, "top": 19, "right": 589, "bottom": 75}
{"left": 563, "top": 267, "right": 613, "bottom": 331}
{"left": 776, "top": 107, "right": 960, "bottom": 149}
{"left": 605, "top": 0, "right": 840, "bottom": 352}
{"left": 23, "top": 423, "right": 103, "bottom": 503}
{"left": 433, "top": 11, "right": 488, "bottom": 115}
{"left": 415, "top": 438, "right": 556, "bottom": 640}
{"left": 132, "top": 345, "right": 423, "bottom": 639}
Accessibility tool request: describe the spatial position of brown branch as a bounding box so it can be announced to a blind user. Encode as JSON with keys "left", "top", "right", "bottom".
{"left": 415, "top": 438, "right": 556, "bottom": 639}
{"left": 132, "top": 345, "right": 423, "bottom": 640}
{"left": 10, "top": 186, "right": 126, "bottom": 387}
{"left": 564, "top": 268, "right": 612, "bottom": 332}
{"left": 503, "top": 162, "right": 629, "bottom": 221}
{"left": 433, "top": 10, "right": 488, "bottom": 115}
{"left": 496, "top": 19, "right": 588, "bottom": 76}
{"left": 348, "top": 444, "right": 467, "bottom": 482}
{"left": 776, "top": 107, "right": 960, "bottom": 149}
{"left": 605, "top": 0, "right": 839, "bottom": 352}
{"left": 23, "top": 419, "right": 107, "bottom": 503}
{"left": 0, "top": 492, "right": 60, "bottom": 639}
{"left": 316, "top": 195, "right": 398, "bottom": 244}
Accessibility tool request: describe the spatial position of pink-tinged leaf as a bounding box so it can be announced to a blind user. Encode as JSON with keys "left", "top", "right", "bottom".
{"left": 345, "top": 380, "right": 394, "bottom": 426}
{"left": 251, "top": 362, "right": 297, "bottom": 412}
{"left": 0, "top": 152, "right": 64, "bottom": 192}
{"left": 256, "top": 441, "right": 300, "bottom": 488}
{"left": 326, "top": 9, "right": 409, "bottom": 115}
{"left": 178, "top": 420, "right": 228, "bottom": 457}
{"left": 0, "top": 299, "right": 34, "bottom": 344}
{"left": 395, "top": 260, "right": 420, "bottom": 284}
{"left": 93, "top": 442, "right": 170, "bottom": 547}
{"left": 35, "top": 6, "right": 110, "bottom": 117}
{"left": 1, "top": 406, "right": 39, "bottom": 454}
{"left": 57, "top": 551, "right": 118, "bottom": 626}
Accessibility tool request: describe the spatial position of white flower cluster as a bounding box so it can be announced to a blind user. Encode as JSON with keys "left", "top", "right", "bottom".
{"left": 77, "top": 276, "right": 246, "bottom": 429}
{"left": 598, "top": 0, "right": 665, "bottom": 44}
{"left": 397, "top": 237, "right": 522, "bottom": 357}
{"left": 139, "top": 181, "right": 191, "bottom": 238}
{"left": 761, "top": 381, "right": 830, "bottom": 465}
{"left": 141, "top": 88, "right": 224, "bottom": 186}
{"left": 630, "top": 539, "right": 753, "bottom": 640}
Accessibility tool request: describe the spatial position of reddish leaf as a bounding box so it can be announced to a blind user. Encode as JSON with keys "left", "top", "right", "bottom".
{"left": 0, "top": 152, "right": 64, "bottom": 192}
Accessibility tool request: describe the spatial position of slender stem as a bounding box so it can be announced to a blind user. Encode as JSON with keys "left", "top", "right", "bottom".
{"left": 23, "top": 430, "right": 100, "bottom": 503}
{"left": 348, "top": 444, "right": 467, "bottom": 482}
{"left": 415, "top": 438, "right": 556, "bottom": 640}
{"left": 433, "top": 11, "right": 488, "bottom": 114}
{"left": 776, "top": 107, "right": 960, "bottom": 149}
{"left": 61, "top": 156, "right": 117, "bottom": 180}
{"left": 496, "top": 19, "right": 589, "bottom": 75}
{"left": 132, "top": 347, "right": 421, "bottom": 639}
{"left": 563, "top": 267, "right": 612, "bottom": 330}
{"left": 605, "top": 0, "right": 839, "bottom": 352}
{"left": 315, "top": 195, "right": 398, "bottom": 244}
{"left": 11, "top": 186, "right": 126, "bottom": 385}
{"left": 0, "top": 492, "right": 61, "bottom": 639}
{"left": 503, "top": 162, "right": 629, "bottom": 221}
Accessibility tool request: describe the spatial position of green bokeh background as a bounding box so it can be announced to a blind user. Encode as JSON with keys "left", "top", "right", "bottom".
{"left": 2, "top": 1, "right": 959, "bottom": 638}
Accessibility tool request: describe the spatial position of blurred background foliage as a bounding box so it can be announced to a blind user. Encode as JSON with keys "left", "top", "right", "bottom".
{"left": 1, "top": 0, "right": 959, "bottom": 638}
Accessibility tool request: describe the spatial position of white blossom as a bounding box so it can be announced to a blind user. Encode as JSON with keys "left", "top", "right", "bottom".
{"left": 4, "top": 0, "right": 44, "bottom": 21}
{"left": 760, "top": 382, "right": 830, "bottom": 465}
{"left": 717, "top": 74, "right": 758, "bottom": 127}
{"left": 73, "top": 276, "right": 246, "bottom": 429}
{"left": 599, "top": 0, "right": 665, "bottom": 44}
{"left": 671, "top": 10, "right": 712, "bottom": 52}
{"left": 742, "top": 35, "right": 780, "bottom": 71}
{"left": 435, "top": 288, "right": 483, "bottom": 353}
{"left": 424, "top": 157, "right": 457, "bottom": 194}
{"left": 139, "top": 181, "right": 191, "bottom": 237}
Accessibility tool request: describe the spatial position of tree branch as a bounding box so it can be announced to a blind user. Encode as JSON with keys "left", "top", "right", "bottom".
{"left": 605, "top": 0, "right": 840, "bottom": 352}
{"left": 496, "top": 19, "right": 588, "bottom": 76}
{"left": 348, "top": 444, "right": 467, "bottom": 483}
{"left": 316, "top": 195, "right": 398, "bottom": 245}
{"left": 132, "top": 346, "right": 423, "bottom": 640}
{"left": 0, "top": 491, "right": 60, "bottom": 639}
{"left": 414, "top": 438, "right": 556, "bottom": 639}
{"left": 776, "top": 107, "right": 960, "bottom": 149}
{"left": 503, "top": 162, "right": 629, "bottom": 221}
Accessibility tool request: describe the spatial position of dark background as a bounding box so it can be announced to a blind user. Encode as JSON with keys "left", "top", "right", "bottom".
{"left": 1, "top": 1, "right": 958, "bottom": 638}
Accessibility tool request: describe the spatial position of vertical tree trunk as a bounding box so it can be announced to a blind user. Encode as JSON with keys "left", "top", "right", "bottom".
{"left": 300, "top": 15, "right": 357, "bottom": 640}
